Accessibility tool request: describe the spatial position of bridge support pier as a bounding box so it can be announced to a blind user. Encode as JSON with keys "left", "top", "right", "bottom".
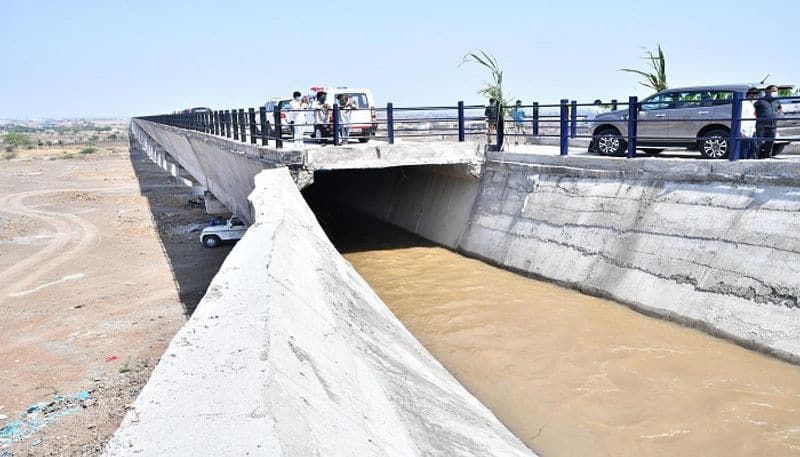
{"left": 203, "top": 192, "right": 228, "bottom": 215}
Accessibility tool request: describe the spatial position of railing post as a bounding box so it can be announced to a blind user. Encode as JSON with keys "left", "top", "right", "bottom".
{"left": 627, "top": 96, "right": 638, "bottom": 159}
{"left": 224, "top": 110, "right": 231, "bottom": 138}
{"left": 239, "top": 109, "right": 246, "bottom": 142}
{"left": 259, "top": 106, "right": 268, "bottom": 146}
{"left": 387, "top": 102, "right": 395, "bottom": 144}
{"left": 496, "top": 105, "right": 504, "bottom": 149}
{"left": 559, "top": 99, "right": 569, "bottom": 156}
{"left": 532, "top": 102, "right": 539, "bottom": 136}
{"left": 212, "top": 111, "right": 217, "bottom": 135}
{"left": 215, "top": 111, "right": 221, "bottom": 135}
{"left": 729, "top": 91, "right": 744, "bottom": 161}
{"left": 249, "top": 108, "right": 257, "bottom": 144}
{"left": 611, "top": 99, "right": 618, "bottom": 111}
{"left": 232, "top": 108, "right": 239, "bottom": 140}
{"left": 333, "top": 103, "right": 341, "bottom": 146}
{"left": 457, "top": 101, "right": 465, "bottom": 142}
{"left": 570, "top": 100, "right": 578, "bottom": 138}
{"left": 273, "top": 106, "right": 283, "bottom": 148}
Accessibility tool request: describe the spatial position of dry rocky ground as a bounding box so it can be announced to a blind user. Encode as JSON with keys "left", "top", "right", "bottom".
{"left": 0, "top": 136, "right": 230, "bottom": 455}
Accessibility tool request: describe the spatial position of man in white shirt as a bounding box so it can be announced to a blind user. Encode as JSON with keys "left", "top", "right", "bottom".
{"left": 288, "top": 91, "right": 308, "bottom": 148}
{"left": 313, "top": 91, "right": 331, "bottom": 145}
{"left": 741, "top": 89, "right": 758, "bottom": 159}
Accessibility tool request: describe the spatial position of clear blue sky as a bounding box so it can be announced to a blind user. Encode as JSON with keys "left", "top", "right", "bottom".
{"left": 1, "top": 0, "right": 795, "bottom": 118}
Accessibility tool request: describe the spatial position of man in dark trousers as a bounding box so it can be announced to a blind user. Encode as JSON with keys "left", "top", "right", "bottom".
{"left": 753, "top": 90, "right": 776, "bottom": 159}
{"left": 485, "top": 98, "right": 499, "bottom": 148}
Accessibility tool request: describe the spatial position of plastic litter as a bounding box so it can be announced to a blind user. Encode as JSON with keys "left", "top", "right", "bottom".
{"left": 0, "top": 390, "right": 92, "bottom": 447}
{"left": 105, "top": 354, "right": 119, "bottom": 362}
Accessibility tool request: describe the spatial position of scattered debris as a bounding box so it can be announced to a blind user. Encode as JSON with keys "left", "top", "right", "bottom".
{"left": 105, "top": 355, "right": 118, "bottom": 362}
{"left": 0, "top": 391, "right": 92, "bottom": 448}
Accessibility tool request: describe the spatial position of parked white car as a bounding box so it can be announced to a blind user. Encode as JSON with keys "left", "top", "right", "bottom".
{"left": 200, "top": 217, "right": 247, "bottom": 248}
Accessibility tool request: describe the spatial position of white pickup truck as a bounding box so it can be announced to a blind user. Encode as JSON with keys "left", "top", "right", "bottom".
{"left": 200, "top": 216, "right": 247, "bottom": 248}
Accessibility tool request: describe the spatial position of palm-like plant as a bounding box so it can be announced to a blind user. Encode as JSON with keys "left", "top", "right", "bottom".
{"left": 620, "top": 44, "right": 668, "bottom": 92}
{"left": 459, "top": 50, "right": 511, "bottom": 116}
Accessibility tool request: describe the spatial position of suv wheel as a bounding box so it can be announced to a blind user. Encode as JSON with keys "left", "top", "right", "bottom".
{"left": 203, "top": 235, "right": 221, "bottom": 248}
{"left": 698, "top": 129, "right": 729, "bottom": 159}
{"left": 596, "top": 128, "right": 627, "bottom": 156}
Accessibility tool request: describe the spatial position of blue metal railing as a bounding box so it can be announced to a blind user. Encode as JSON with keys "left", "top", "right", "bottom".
{"left": 136, "top": 92, "right": 800, "bottom": 161}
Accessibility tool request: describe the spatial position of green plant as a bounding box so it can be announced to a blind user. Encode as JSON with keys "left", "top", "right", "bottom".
{"left": 3, "top": 132, "right": 31, "bottom": 148}
{"left": 4, "top": 145, "right": 14, "bottom": 153}
{"left": 459, "top": 50, "right": 512, "bottom": 116}
{"left": 79, "top": 147, "right": 96, "bottom": 155}
{"left": 88, "top": 135, "right": 99, "bottom": 143}
{"left": 107, "top": 133, "right": 118, "bottom": 141}
{"left": 3, "top": 150, "right": 17, "bottom": 160}
{"left": 61, "top": 152, "right": 75, "bottom": 159}
{"left": 620, "top": 44, "right": 668, "bottom": 92}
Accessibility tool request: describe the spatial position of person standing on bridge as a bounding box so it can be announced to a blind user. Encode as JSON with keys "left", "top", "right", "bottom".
{"left": 337, "top": 94, "right": 356, "bottom": 145}
{"left": 511, "top": 100, "right": 526, "bottom": 144}
{"left": 313, "top": 91, "right": 331, "bottom": 145}
{"left": 741, "top": 89, "right": 758, "bottom": 159}
{"left": 485, "top": 98, "right": 499, "bottom": 147}
{"left": 754, "top": 90, "right": 777, "bottom": 159}
{"left": 289, "top": 91, "right": 308, "bottom": 148}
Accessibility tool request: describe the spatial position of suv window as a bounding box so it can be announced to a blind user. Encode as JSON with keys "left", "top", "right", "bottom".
{"left": 641, "top": 92, "right": 678, "bottom": 111}
{"left": 674, "top": 91, "right": 708, "bottom": 109}
{"left": 710, "top": 91, "right": 733, "bottom": 106}
{"left": 338, "top": 93, "right": 369, "bottom": 108}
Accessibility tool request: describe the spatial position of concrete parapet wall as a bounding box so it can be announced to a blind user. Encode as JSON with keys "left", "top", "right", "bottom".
{"left": 104, "top": 168, "right": 534, "bottom": 456}
{"left": 331, "top": 156, "right": 800, "bottom": 363}
{"left": 131, "top": 120, "right": 274, "bottom": 223}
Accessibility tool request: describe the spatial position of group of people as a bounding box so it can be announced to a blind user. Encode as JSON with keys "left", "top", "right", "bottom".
{"left": 286, "top": 90, "right": 357, "bottom": 147}
{"left": 484, "top": 99, "right": 528, "bottom": 147}
{"left": 741, "top": 85, "right": 783, "bottom": 159}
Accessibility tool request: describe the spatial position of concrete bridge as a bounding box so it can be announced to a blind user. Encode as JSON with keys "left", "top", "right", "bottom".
{"left": 105, "top": 119, "right": 800, "bottom": 455}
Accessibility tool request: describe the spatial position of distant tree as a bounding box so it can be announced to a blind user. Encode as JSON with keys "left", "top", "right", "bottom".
{"left": 620, "top": 44, "right": 668, "bottom": 92}
{"left": 3, "top": 132, "right": 31, "bottom": 148}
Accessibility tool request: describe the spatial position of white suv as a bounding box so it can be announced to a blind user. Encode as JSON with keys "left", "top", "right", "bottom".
{"left": 200, "top": 217, "right": 247, "bottom": 248}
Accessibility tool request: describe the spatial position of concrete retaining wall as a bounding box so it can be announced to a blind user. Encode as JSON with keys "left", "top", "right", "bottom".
{"left": 104, "top": 167, "right": 534, "bottom": 456}
{"left": 321, "top": 156, "right": 800, "bottom": 363}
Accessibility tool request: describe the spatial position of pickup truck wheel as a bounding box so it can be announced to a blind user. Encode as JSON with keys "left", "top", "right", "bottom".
{"left": 203, "top": 235, "right": 221, "bottom": 248}
{"left": 698, "top": 129, "right": 730, "bottom": 159}
{"left": 358, "top": 138, "right": 370, "bottom": 143}
{"left": 772, "top": 143, "right": 787, "bottom": 156}
{"left": 596, "top": 128, "right": 627, "bottom": 156}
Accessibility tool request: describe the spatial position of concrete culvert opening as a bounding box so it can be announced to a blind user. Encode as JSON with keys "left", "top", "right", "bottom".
{"left": 302, "top": 166, "right": 800, "bottom": 457}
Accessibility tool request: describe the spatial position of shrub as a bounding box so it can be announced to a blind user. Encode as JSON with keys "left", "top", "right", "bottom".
{"left": 88, "top": 135, "right": 99, "bottom": 143}
{"left": 3, "top": 132, "right": 31, "bottom": 147}
{"left": 107, "top": 133, "right": 118, "bottom": 141}
{"left": 61, "top": 152, "right": 75, "bottom": 159}
{"left": 4, "top": 145, "right": 14, "bottom": 153}
{"left": 3, "top": 150, "right": 17, "bottom": 160}
{"left": 79, "top": 147, "right": 96, "bottom": 155}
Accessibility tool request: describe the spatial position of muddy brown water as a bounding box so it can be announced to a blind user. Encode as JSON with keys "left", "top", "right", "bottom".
{"left": 326, "top": 209, "right": 800, "bottom": 457}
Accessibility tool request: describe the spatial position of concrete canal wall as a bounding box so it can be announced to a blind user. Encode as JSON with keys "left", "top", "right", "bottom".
{"left": 104, "top": 166, "right": 534, "bottom": 456}
{"left": 322, "top": 155, "right": 800, "bottom": 363}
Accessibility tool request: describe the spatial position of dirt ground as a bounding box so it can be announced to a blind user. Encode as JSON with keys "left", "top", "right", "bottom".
{"left": 0, "top": 138, "right": 231, "bottom": 455}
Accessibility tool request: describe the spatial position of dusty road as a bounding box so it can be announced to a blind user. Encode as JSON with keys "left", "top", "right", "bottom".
{"left": 0, "top": 144, "right": 230, "bottom": 455}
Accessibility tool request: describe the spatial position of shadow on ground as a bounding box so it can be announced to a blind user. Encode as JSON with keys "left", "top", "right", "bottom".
{"left": 128, "top": 139, "right": 232, "bottom": 316}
